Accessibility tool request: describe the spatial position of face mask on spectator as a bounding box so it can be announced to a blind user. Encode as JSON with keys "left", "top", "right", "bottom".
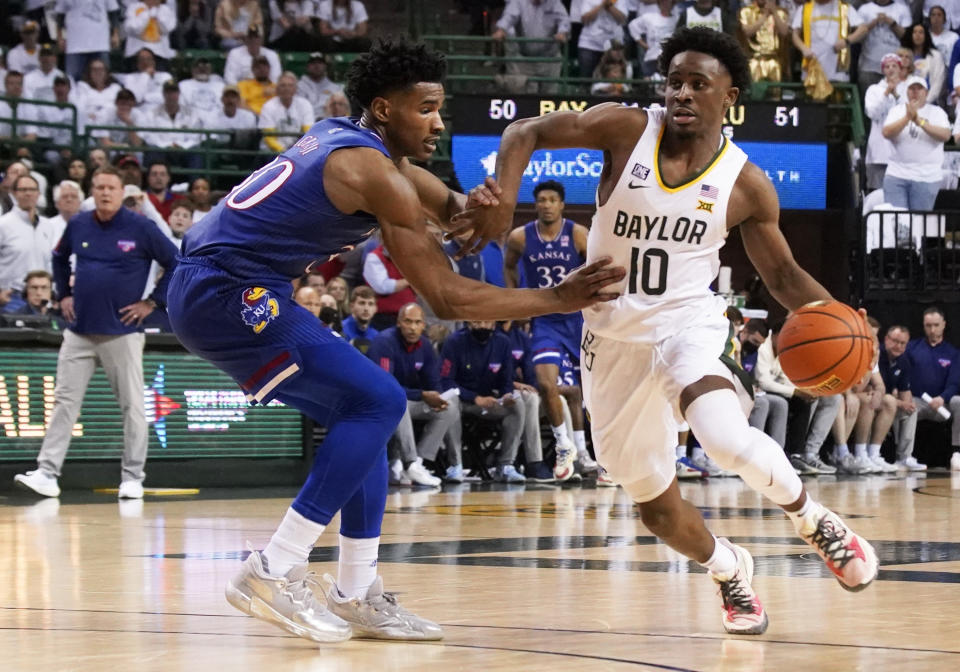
{"left": 471, "top": 327, "right": 493, "bottom": 343}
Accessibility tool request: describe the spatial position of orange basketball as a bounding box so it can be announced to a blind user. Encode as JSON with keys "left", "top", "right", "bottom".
{"left": 776, "top": 300, "right": 875, "bottom": 396}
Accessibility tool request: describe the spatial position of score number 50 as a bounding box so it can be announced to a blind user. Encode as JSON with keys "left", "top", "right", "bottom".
{"left": 489, "top": 98, "right": 517, "bottom": 120}
{"left": 774, "top": 106, "right": 800, "bottom": 127}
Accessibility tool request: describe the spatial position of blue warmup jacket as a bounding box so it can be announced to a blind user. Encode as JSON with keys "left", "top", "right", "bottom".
{"left": 906, "top": 338, "right": 960, "bottom": 399}
{"left": 341, "top": 316, "right": 379, "bottom": 342}
{"left": 53, "top": 207, "right": 178, "bottom": 335}
{"left": 366, "top": 326, "right": 440, "bottom": 401}
{"left": 440, "top": 327, "right": 514, "bottom": 403}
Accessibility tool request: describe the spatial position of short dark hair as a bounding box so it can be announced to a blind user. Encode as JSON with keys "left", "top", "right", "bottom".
{"left": 923, "top": 305, "right": 945, "bottom": 319}
{"left": 116, "top": 88, "right": 136, "bottom": 103}
{"left": 658, "top": 27, "right": 751, "bottom": 99}
{"left": 147, "top": 160, "right": 170, "bottom": 175}
{"left": 13, "top": 174, "right": 38, "bottom": 191}
{"left": 726, "top": 306, "right": 744, "bottom": 325}
{"left": 886, "top": 324, "right": 910, "bottom": 338}
{"left": 534, "top": 180, "right": 565, "bottom": 201}
{"left": 743, "top": 319, "right": 769, "bottom": 338}
{"left": 351, "top": 285, "right": 376, "bottom": 302}
{"left": 24, "top": 269, "right": 53, "bottom": 285}
{"left": 346, "top": 39, "right": 445, "bottom": 109}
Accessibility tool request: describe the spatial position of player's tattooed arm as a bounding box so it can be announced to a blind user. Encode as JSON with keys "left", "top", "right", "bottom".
{"left": 734, "top": 162, "right": 832, "bottom": 312}
{"left": 325, "top": 147, "right": 624, "bottom": 320}
{"left": 449, "top": 103, "right": 644, "bottom": 257}
{"left": 397, "top": 159, "right": 501, "bottom": 230}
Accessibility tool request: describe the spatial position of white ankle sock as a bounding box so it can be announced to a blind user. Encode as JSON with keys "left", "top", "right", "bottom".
{"left": 785, "top": 497, "right": 821, "bottom": 533}
{"left": 692, "top": 446, "right": 706, "bottom": 461}
{"left": 676, "top": 444, "right": 686, "bottom": 459}
{"left": 834, "top": 443, "right": 850, "bottom": 460}
{"left": 854, "top": 443, "right": 867, "bottom": 458}
{"left": 552, "top": 424, "right": 569, "bottom": 443}
{"left": 573, "top": 430, "right": 587, "bottom": 455}
{"left": 262, "top": 507, "right": 326, "bottom": 577}
{"left": 699, "top": 537, "right": 738, "bottom": 580}
{"left": 337, "top": 535, "right": 380, "bottom": 599}
{"left": 868, "top": 443, "right": 881, "bottom": 459}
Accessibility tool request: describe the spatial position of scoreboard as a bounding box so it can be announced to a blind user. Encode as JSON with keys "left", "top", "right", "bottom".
{"left": 449, "top": 94, "right": 829, "bottom": 209}
{"left": 0, "top": 348, "right": 304, "bottom": 461}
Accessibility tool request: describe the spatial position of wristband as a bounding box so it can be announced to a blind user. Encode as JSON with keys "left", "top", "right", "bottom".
{"left": 919, "top": 118, "right": 927, "bottom": 128}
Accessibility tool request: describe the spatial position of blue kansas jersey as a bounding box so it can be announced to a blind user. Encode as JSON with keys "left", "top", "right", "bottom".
{"left": 168, "top": 117, "right": 394, "bottom": 405}
{"left": 182, "top": 117, "right": 387, "bottom": 280}
{"left": 520, "top": 219, "right": 585, "bottom": 369}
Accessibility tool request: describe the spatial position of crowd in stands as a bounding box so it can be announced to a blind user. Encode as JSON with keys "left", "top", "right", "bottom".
{"left": 4, "top": 0, "right": 960, "bottom": 485}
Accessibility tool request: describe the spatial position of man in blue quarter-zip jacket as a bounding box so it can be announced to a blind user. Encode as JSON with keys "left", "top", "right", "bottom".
{"left": 367, "top": 303, "right": 461, "bottom": 487}
{"left": 13, "top": 165, "right": 179, "bottom": 500}
{"left": 906, "top": 306, "right": 960, "bottom": 469}
{"left": 441, "top": 321, "right": 527, "bottom": 483}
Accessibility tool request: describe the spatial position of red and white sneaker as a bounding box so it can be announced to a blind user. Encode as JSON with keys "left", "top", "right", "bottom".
{"left": 595, "top": 468, "right": 617, "bottom": 487}
{"left": 798, "top": 505, "right": 878, "bottom": 592}
{"left": 554, "top": 438, "right": 577, "bottom": 482}
{"left": 710, "top": 538, "right": 769, "bottom": 635}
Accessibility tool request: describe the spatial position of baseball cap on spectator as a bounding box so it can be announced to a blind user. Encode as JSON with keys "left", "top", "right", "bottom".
{"left": 904, "top": 75, "right": 928, "bottom": 89}
{"left": 116, "top": 155, "right": 141, "bottom": 169}
{"left": 222, "top": 84, "right": 240, "bottom": 96}
{"left": 124, "top": 184, "right": 144, "bottom": 199}
{"left": 163, "top": 79, "right": 180, "bottom": 91}
{"left": 246, "top": 26, "right": 263, "bottom": 38}
{"left": 21, "top": 20, "right": 39, "bottom": 33}
{"left": 308, "top": 52, "right": 328, "bottom": 64}
{"left": 40, "top": 44, "right": 56, "bottom": 57}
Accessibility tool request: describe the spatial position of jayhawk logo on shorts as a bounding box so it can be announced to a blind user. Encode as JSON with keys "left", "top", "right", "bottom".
{"left": 241, "top": 287, "right": 280, "bottom": 334}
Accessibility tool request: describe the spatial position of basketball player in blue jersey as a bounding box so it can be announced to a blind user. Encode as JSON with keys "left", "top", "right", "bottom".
{"left": 166, "top": 41, "right": 624, "bottom": 644}
{"left": 504, "top": 180, "right": 597, "bottom": 481}
{"left": 460, "top": 28, "right": 878, "bottom": 636}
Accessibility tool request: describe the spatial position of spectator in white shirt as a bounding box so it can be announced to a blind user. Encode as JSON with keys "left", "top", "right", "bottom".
{"left": 0, "top": 175, "right": 60, "bottom": 291}
{"left": 141, "top": 80, "right": 204, "bottom": 171}
{"left": 629, "top": 0, "right": 678, "bottom": 77}
{"left": 259, "top": 72, "right": 314, "bottom": 152}
{"left": 124, "top": 0, "right": 178, "bottom": 69}
{"left": 0, "top": 72, "right": 26, "bottom": 139}
{"left": 855, "top": 0, "right": 910, "bottom": 93}
{"left": 208, "top": 85, "right": 258, "bottom": 144}
{"left": 22, "top": 77, "right": 84, "bottom": 165}
{"left": 323, "top": 90, "right": 351, "bottom": 118}
{"left": 901, "top": 22, "right": 946, "bottom": 101}
{"left": 119, "top": 49, "right": 172, "bottom": 108}
{"left": 92, "top": 88, "right": 145, "bottom": 153}
{"left": 74, "top": 59, "right": 123, "bottom": 130}
{"left": 317, "top": 0, "right": 371, "bottom": 53}
{"left": 215, "top": 0, "right": 265, "bottom": 49}
{"left": 178, "top": 58, "right": 225, "bottom": 117}
{"left": 50, "top": 180, "right": 84, "bottom": 235}
{"left": 55, "top": 0, "right": 121, "bottom": 82}
{"left": 576, "top": 0, "right": 628, "bottom": 82}
{"left": 269, "top": 0, "right": 319, "bottom": 51}
{"left": 881, "top": 75, "right": 951, "bottom": 210}
{"left": 297, "top": 52, "right": 343, "bottom": 119}
{"left": 7, "top": 21, "right": 43, "bottom": 76}
{"left": 864, "top": 52, "right": 906, "bottom": 190}
{"left": 224, "top": 28, "right": 283, "bottom": 85}
{"left": 930, "top": 6, "right": 959, "bottom": 91}
{"left": 23, "top": 46, "right": 68, "bottom": 102}
{"left": 188, "top": 177, "right": 213, "bottom": 223}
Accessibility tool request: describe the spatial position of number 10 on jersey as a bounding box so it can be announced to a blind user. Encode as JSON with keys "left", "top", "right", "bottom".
{"left": 628, "top": 247, "right": 668, "bottom": 295}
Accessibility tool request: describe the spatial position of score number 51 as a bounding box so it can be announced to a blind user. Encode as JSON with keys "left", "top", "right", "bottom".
{"left": 774, "top": 106, "right": 800, "bottom": 127}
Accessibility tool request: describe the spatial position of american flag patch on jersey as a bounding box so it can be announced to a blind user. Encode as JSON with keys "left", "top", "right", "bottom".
{"left": 699, "top": 184, "right": 719, "bottom": 199}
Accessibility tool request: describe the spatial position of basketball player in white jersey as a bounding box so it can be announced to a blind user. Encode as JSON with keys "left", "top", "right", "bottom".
{"left": 455, "top": 27, "right": 879, "bottom": 635}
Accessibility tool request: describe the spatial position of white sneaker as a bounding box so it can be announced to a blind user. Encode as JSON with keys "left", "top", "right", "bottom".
{"left": 404, "top": 458, "right": 441, "bottom": 487}
{"left": 13, "top": 470, "right": 60, "bottom": 497}
{"left": 897, "top": 456, "right": 927, "bottom": 472}
{"left": 577, "top": 451, "right": 599, "bottom": 474}
{"left": 870, "top": 456, "right": 898, "bottom": 473}
{"left": 835, "top": 454, "right": 869, "bottom": 475}
{"left": 118, "top": 480, "right": 144, "bottom": 499}
{"left": 952, "top": 452, "right": 960, "bottom": 472}
{"left": 553, "top": 438, "right": 577, "bottom": 482}
{"left": 852, "top": 455, "right": 877, "bottom": 474}
{"left": 389, "top": 459, "right": 412, "bottom": 486}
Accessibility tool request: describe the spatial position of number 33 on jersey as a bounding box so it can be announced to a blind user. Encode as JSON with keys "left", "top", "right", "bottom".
{"left": 584, "top": 107, "right": 748, "bottom": 343}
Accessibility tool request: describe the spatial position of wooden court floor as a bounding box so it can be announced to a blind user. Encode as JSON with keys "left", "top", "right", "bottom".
{"left": 3, "top": 473, "right": 960, "bottom": 671}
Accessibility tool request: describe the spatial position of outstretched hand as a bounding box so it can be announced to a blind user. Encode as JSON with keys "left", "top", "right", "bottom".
{"left": 448, "top": 177, "right": 512, "bottom": 259}
{"left": 553, "top": 257, "right": 626, "bottom": 312}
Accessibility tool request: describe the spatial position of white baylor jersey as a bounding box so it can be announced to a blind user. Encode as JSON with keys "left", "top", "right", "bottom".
{"left": 584, "top": 107, "right": 749, "bottom": 344}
